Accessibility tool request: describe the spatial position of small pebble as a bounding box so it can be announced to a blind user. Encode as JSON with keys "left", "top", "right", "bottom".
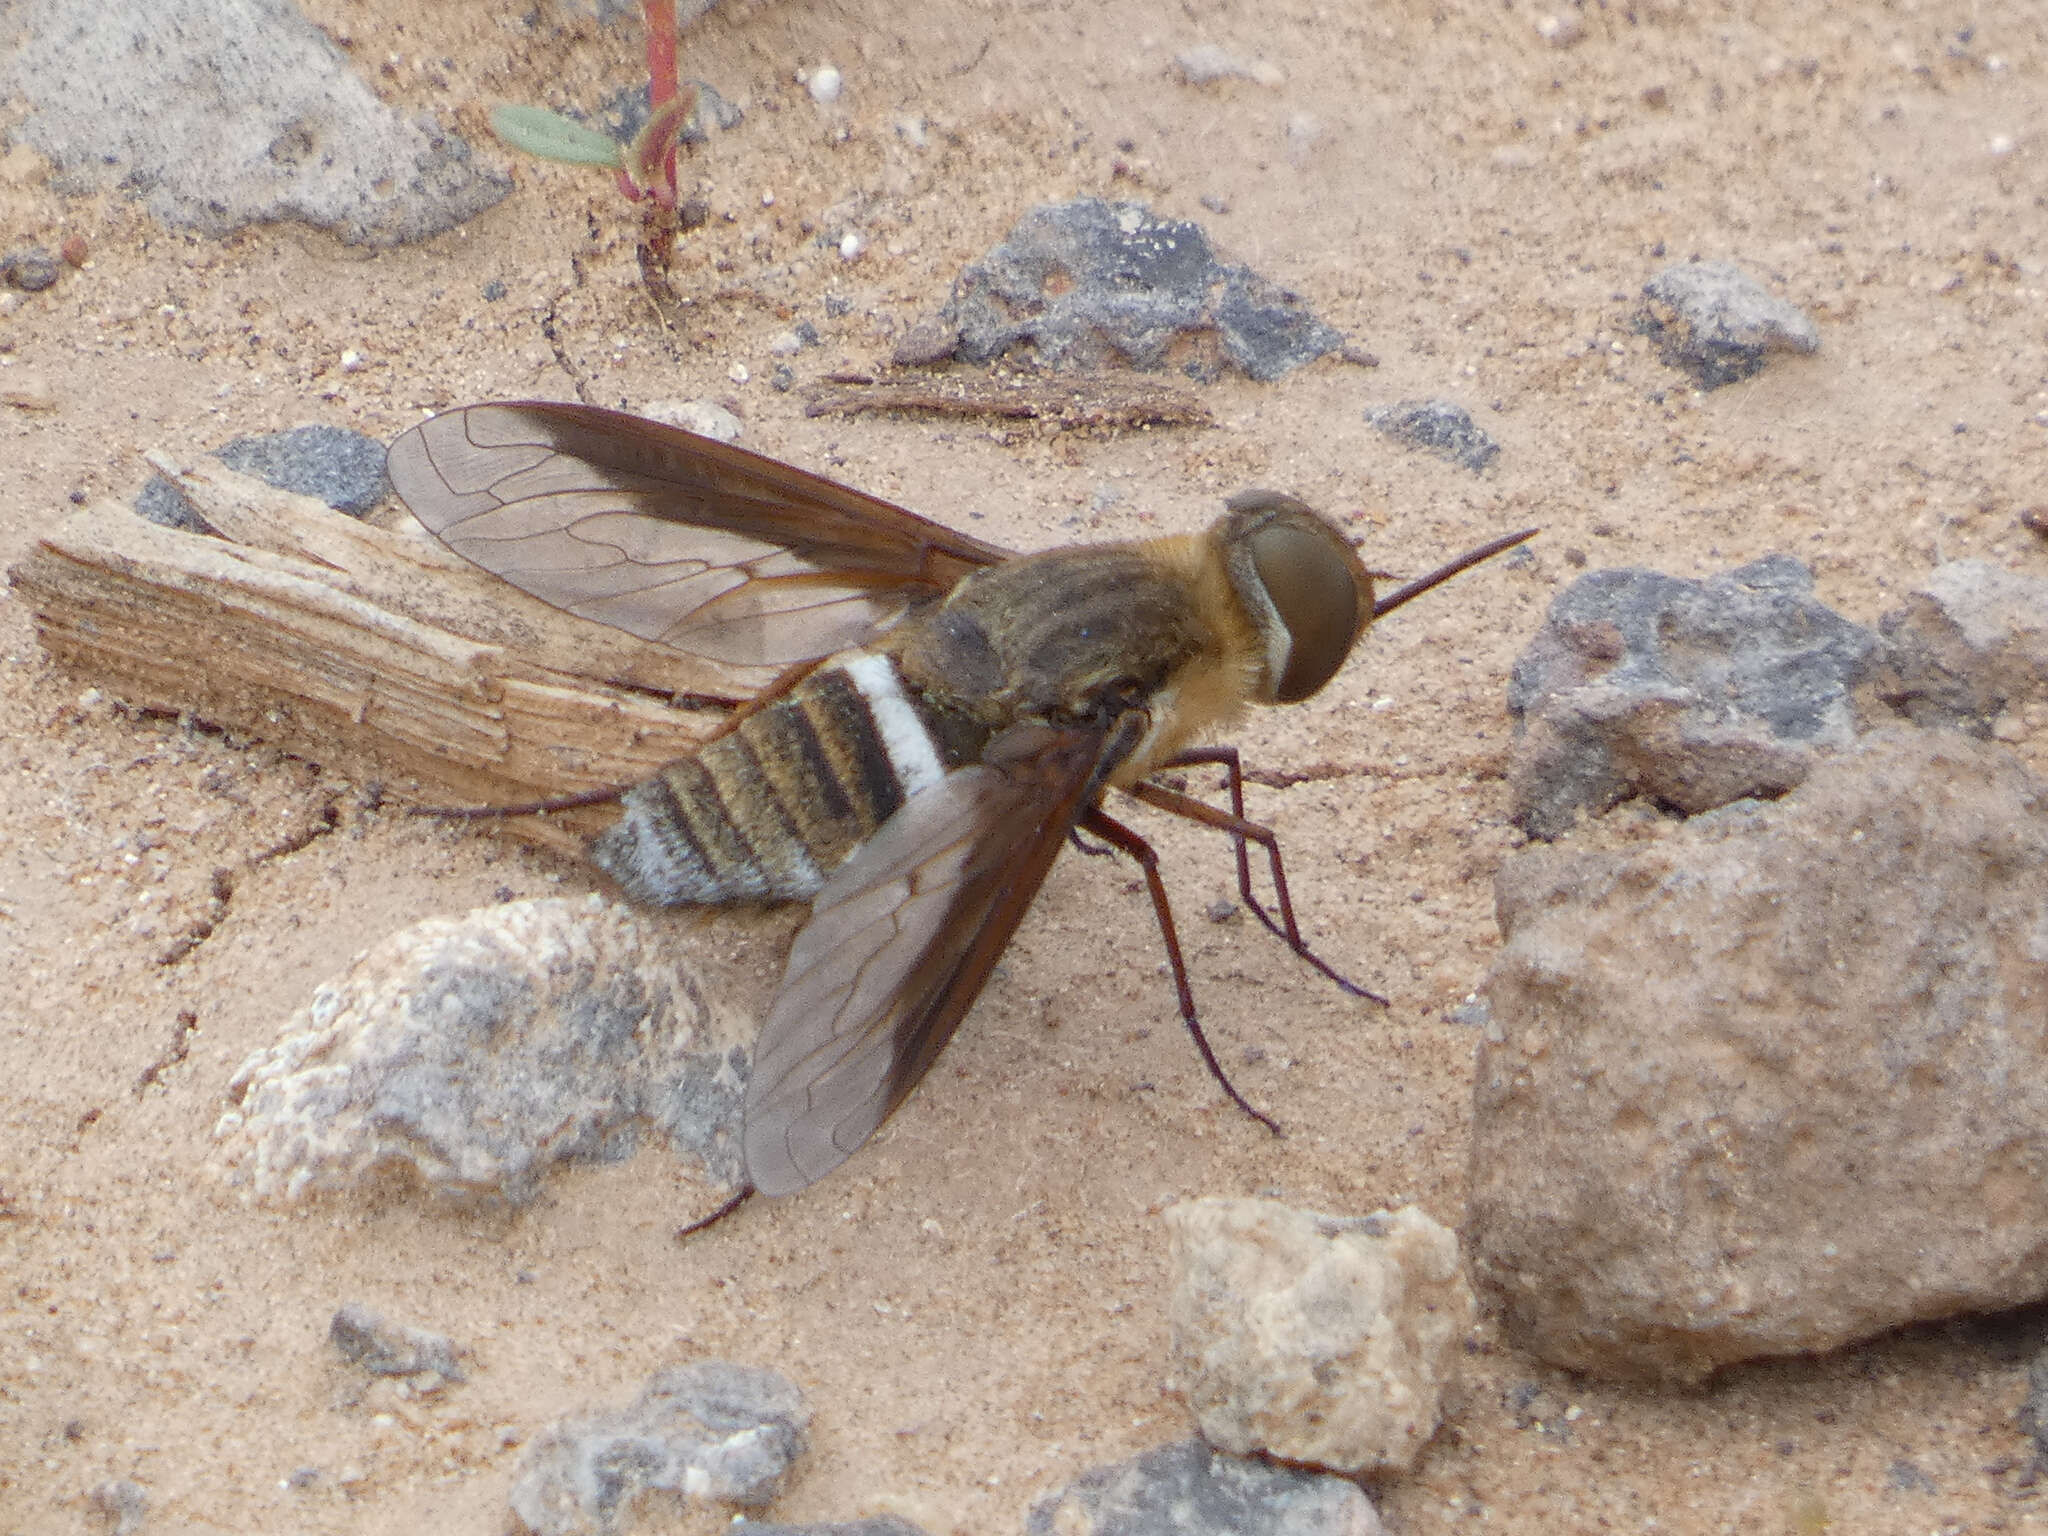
{"left": 807, "top": 64, "right": 843, "bottom": 105}
{"left": 728, "top": 361, "right": 750, "bottom": 384}
{"left": 0, "top": 373, "right": 57, "bottom": 411}
{"left": 890, "top": 316, "right": 960, "bottom": 367}
{"left": 1989, "top": 134, "right": 2015, "bottom": 156}
{"left": 339, "top": 348, "right": 365, "bottom": 373}
{"left": 87, "top": 1479, "right": 147, "bottom": 1536}
{"left": 839, "top": 231, "right": 865, "bottom": 262}
{"left": 644, "top": 398, "right": 743, "bottom": 442}
{"left": 767, "top": 330, "right": 803, "bottom": 357}
{"left": 1536, "top": 12, "right": 1585, "bottom": 47}
{"left": 60, "top": 234, "right": 88, "bottom": 267}
{"left": 2019, "top": 506, "right": 2048, "bottom": 540}
{"left": 2, "top": 247, "right": 60, "bottom": 291}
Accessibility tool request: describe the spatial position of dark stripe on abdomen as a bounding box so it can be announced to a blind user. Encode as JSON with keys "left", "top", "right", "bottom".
{"left": 587, "top": 653, "right": 946, "bottom": 908}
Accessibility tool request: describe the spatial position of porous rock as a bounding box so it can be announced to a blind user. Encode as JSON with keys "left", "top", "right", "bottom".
{"left": 510, "top": 1362, "right": 808, "bottom": 1534}
{"left": 0, "top": 0, "right": 508, "bottom": 246}
{"left": 1507, "top": 555, "right": 1880, "bottom": 838}
{"left": 939, "top": 198, "right": 1341, "bottom": 381}
{"left": 1024, "top": 1439, "right": 1384, "bottom": 1536}
{"left": 215, "top": 896, "right": 750, "bottom": 1208}
{"left": 1872, "top": 559, "right": 2048, "bottom": 732}
{"left": 1471, "top": 728, "right": 2048, "bottom": 1383}
{"left": 1637, "top": 259, "right": 1819, "bottom": 389}
{"left": 216, "top": 425, "right": 388, "bottom": 516}
{"left": 1165, "top": 1198, "right": 1474, "bottom": 1475}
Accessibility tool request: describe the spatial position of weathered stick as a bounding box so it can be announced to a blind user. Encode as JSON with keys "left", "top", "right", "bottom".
{"left": 9, "top": 458, "right": 748, "bottom": 854}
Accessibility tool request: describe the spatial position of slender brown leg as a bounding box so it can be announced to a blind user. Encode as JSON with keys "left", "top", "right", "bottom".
{"left": 675, "top": 1184, "right": 753, "bottom": 1239}
{"left": 1079, "top": 806, "right": 1282, "bottom": 1137}
{"left": 1139, "top": 749, "right": 1388, "bottom": 1006}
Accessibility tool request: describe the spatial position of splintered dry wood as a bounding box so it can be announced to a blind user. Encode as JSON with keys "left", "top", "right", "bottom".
{"left": 9, "top": 459, "right": 750, "bottom": 854}
{"left": 801, "top": 371, "right": 1213, "bottom": 429}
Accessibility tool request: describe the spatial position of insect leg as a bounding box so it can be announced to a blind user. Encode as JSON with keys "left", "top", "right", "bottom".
{"left": 674, "top": 1184, "right": 753, "bottom": 1239}
{"left": 1131, "top": 754, "right": 1388, "bottom": 1006}
{"left": 1078, "top": 806, "right": 1282, "bottom": 1137}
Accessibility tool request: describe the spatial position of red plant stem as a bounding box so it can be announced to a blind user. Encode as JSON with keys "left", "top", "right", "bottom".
{"left": 644, "top": 0, "right": 678, "bottom": 108}
{"left": 642, "top": 0, "right": 681, "bottom": 201}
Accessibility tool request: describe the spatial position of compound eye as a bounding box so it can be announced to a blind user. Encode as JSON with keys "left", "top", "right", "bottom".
{"left": 1248, "top": 519, "right": 1365, "bottom": 703}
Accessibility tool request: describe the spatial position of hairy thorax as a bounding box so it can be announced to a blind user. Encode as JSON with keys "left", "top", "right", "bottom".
{"left": 888, "top": 531, "right": 1265, "bottom": 784}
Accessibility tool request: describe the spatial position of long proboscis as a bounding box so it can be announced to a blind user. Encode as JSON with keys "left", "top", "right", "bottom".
{"left": 1372, "top": 527, "right": 1539, "bottom": 620}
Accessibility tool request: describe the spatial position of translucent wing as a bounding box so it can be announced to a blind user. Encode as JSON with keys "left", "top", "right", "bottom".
{"left": 743, "top": 721, "right": 1121, "bottom": 1195}
{"left": 385, "top": 401, "right": 1012, "bottom": 668}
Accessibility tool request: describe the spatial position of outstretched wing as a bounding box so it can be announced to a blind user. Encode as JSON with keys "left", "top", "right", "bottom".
{"left": 386, "top": 401, "right": 1012, "bottom": 668}
{"left": 744, "top": 721, "right": 1125, "bottom": 1196}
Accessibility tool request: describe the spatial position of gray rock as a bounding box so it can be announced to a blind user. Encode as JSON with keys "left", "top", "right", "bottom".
{"left": 215, "top": 425, "right": 387, "bottom": 516}
{"left": 1366, "top": 399, "right": 1499, "bottom": 472}
{"left": 2, "top": 247, "right": 61, "bottom": 291}
{"left": 598, "top": 79, "right": 744, "bottom": 147}
{"left": 87, "top": 1479, "right": 147, "bottom": 1536}
{"left": 2021, "top": 1347, "right": 2048, "bottom": 1468}
{"left": 329, "top": 1303, "right": 467, "bottom": 1383}
{"left": 214, "top": 897, "right": 752, "bottom": 1211}
{"left": 1165, "top": 1199, "right": 1474, "bottom": 1475}
{"left": 940, "top": 198, "right": 1341, "bottom": 381}
{"left": 1507, "top": 555, "right": 1880, "bottom": 838}
{"left": 1637, "top": 260, "right": 1820, "bottom": 389}
{"left": 734, "top": 1520, "right": 929, "bottom": 1536}
{"left": 1025, "top": 1439, "right": 1384, "bottom": 1536}
{"left": 0, "top": 0, "right": 509, "bottom": 246}
{"left": 510, "top": 1362, "right": 809, "bottom": 1534}
{"left": 1470, "top": 729, "right": 2048, "bottom": 1384}
{"left": 134, "top": 474, "right": 209, "bottom": 534}
{"left": 1173, "top": 45, "right": 1284, "bottom": 88}
{"left": 1872, "top": 560, "right": 2048, "bottom": 732}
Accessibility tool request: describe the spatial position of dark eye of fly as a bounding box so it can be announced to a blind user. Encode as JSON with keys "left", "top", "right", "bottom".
{"left": 1248, "top": 521, "right": 1361, "bottom": 703}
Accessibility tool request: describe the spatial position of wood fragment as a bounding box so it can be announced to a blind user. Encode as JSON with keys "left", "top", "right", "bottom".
{"left": 801, "top": 371, "right": 1212, "bottom": 430}
{"left": 8, "top": 461, "right": 739, "bottom": 854}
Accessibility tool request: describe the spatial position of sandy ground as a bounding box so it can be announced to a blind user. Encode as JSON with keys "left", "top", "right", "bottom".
{"left": 4, "top": 1, "right": 2047, "bottom": 1532}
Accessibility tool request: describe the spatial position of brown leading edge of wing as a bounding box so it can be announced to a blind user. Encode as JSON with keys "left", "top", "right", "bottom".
{"left": 743, "top": 720, "right": 1125, "bottom": 1196}
{"left": 386, "top": 402, "right": 1013, "bottom": 668}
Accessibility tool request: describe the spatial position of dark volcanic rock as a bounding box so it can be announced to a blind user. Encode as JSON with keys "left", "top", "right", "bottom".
{"left": 940, "top": 198, "right": 1341, "bottom": 381}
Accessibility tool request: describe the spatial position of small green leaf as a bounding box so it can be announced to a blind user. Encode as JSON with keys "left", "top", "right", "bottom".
{"left": 489, "top": 105, "right": 623, "bottom": 169}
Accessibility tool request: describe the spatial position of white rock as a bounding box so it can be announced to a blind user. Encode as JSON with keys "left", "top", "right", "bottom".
{"left": 1166, "top": 1199, "right": 1475, "bottom": 1475}
{"left": 643, "top": 398, "right": 743, "bottom": 442}
{"left": 214, "top": 897, "right": 751, "bottom": 1210}
{"left": 806, "top": 64, "right": 842, "bottom": 105}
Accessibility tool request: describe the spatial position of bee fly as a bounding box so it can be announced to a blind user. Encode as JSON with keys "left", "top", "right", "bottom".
{"left": 386, "top": 402, "right": 1533, "bottom": 1198}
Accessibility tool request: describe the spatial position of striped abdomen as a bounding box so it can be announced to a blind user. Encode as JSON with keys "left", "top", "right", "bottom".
{"left": 590, "top": 652, "right": 982, "bottom": 906}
